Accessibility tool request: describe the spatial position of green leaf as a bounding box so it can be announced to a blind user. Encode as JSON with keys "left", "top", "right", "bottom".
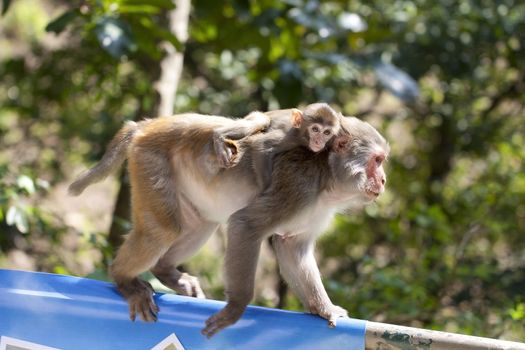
{"left": 156, "top": 28, "right": 184, "bottom": 51}
{"left": 1, "top": 0, "right": 11, "bottom": 16}
{"left": 45, "top": 10, "right": 79, "bottom": 34}
{"left": 133, "top": 31, "right": 162, "bottom": 59}
{"left": 509, "top": 303, "right": 525, "bottom": 320}
{"left": 53, "top": 265, "right": 68, "bottom": 275}
{"left": 118, "top": 5, "right": 162, "bottom": 14}
{"left": 121, "top": 0, "right": 175, "bottom": 10}
{"left": 129, "top": 17, "right": 163, "bottom": 59}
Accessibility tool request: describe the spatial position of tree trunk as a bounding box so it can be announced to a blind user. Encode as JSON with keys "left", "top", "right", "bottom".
{"left": 155, "top": 0, "right": 191, "bottom": 117}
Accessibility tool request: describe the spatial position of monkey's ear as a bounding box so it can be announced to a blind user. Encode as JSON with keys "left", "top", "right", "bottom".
{"left": 291, "top": 109, "right": 303, "bottom": 128}
{"left": 224, "top": 139, "right": 239, "bottom": 156}
{"left": 333, "top": 135, "right": 351, "bottom": 153}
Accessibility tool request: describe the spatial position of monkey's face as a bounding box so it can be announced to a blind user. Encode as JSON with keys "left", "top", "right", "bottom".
{"left": 364, "top": 152, "right": 387, "bottom": 199}
{"left": 331, "top": 117, "right": 389, "bottom": 202}
{"left": 308, "top": 123, "right": 335, "bottom": 153}
{"left": 338, "top": 146, "right": 387, "bottom": 202}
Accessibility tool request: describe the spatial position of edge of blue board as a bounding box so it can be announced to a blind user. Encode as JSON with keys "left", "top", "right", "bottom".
{"left": 0, "top": 269, "right": 365, "bottom": 350}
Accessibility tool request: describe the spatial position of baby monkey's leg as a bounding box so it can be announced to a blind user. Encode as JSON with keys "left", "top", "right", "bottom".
{"left": 213, "top": 111, "right": 270, "bottom": 168}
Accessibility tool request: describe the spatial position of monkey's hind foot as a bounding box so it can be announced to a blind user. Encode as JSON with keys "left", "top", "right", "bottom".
{"left": 201, "top": 303, "right": 246, "bottom": 338}
{"left": 118, "top": 278, "right": 159, "bottom": 323}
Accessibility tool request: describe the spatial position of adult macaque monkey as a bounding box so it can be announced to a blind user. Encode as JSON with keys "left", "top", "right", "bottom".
{"left": 69, "top": 110, "right": 389, "bottom": 337}
{"left": 213, "top": 103, "right": 341, "bottom": 189}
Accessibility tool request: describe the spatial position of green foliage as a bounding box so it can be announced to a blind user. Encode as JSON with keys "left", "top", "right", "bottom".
{"left": 1, "top": 0, "right": 524, "bottom": 341}
{"left": 1, "top": 0, "right": 10, "bottom": 15}
{"left": 45, "top": 10, "right": 80, "bottom": 34}
{"left": 0, "top": 165, "right": 49, "bottom": 235}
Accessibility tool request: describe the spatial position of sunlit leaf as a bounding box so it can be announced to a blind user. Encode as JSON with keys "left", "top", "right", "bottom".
{"left": 509, "top": 303, "right": 525, "bottom": 320}
{"left": 6, "top": 206, "right": 16, "bottom": 225}
{"left": 373, "top": 61, "right": 420, "bottom": 103}
{"left": 17, "top": 175, "right": 35, "bottom": 194}
{"left": 53, "top": 265, "right": 68, "bottom": 275}
{"left": 5, "top": 206, "right": 28, "bottom": 233}
{"left": 15, "top": 209, "right": 29, "bottom": 233}
{"left": 95, "top": 17, "right": 136, "bottom": 58}
{"left": 338, "top": 12, "right": 367, "bottom": 32}
{"left": 118, "top": 5, "right": 162, "bottom": 14}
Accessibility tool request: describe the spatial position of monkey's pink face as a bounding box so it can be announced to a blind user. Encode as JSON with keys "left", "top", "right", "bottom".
{"left": 308, "top": 124, "right": 335, "bottom": 153}
{"left": 364, "top": 153, "right": 387, "bottom": 199}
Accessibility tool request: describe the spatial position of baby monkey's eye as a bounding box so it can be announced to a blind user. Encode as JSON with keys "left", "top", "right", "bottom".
{"left": 323, "top": 130, "right": 331, "bottom": 135}
{"left": 312, "top": 126, "right": 320, "bottom": 133}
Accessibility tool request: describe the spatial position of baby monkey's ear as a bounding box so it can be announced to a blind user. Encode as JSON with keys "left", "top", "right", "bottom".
{"left": 290, "top": 108, "right": 304, "bottom": 128}
{"left": 332, "top": 134, "right": 351, "bottom": 153}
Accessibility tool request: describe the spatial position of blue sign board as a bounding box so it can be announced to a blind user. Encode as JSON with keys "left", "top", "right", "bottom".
{"left": 0, "top": 269, "right": 365, "bottom": 349}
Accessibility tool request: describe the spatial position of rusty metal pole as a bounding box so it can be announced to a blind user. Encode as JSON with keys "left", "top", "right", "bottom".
{"left": 366, "top": 321, "right": 525, "bottom": 350}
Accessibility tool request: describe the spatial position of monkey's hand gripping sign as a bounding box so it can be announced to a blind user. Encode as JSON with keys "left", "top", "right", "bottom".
{"left": 0, "top": 270, "right": 366, "bottom": 350}
{"left": 67, "top": 109, "right": 389, "bottom": 338}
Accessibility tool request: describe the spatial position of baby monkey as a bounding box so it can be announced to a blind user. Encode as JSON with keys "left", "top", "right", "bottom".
{"left": 213, "top": 103, "right": 341, "bottom": 189}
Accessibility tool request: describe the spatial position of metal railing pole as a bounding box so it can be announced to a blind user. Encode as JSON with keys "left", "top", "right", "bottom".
{"left": 365, "top": 321, "right": 525, "bottom": 350}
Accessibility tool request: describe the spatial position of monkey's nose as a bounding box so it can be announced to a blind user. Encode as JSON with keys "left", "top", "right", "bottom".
{"left": 381, "top": 177, "right": 386, "bottom": 185}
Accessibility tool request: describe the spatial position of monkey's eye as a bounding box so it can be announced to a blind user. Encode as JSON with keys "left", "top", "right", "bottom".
{"left": 375, "top": 156, "right": 383, "bottom": 165}
{"left": 312, "top": 126, "right": 320, "bottom": 133}
{"left": 323, "top": 130, "right": 331, "bottom": 136}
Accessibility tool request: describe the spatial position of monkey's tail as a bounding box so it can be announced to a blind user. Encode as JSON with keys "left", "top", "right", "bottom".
{"left": 68, "top": 121, "right": 139, "bottom": 196}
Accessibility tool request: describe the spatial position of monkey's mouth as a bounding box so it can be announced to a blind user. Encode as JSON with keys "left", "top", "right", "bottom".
{"left": 365, "top": 190, "right": 380, "bottom": 198}
{"left": 309, "top": 141, "right": 325, "bottom": 153}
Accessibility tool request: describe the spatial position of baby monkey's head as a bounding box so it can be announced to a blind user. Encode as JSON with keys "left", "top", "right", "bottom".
{"left": 290, "top": 103, "right": 341, "bottom": 153}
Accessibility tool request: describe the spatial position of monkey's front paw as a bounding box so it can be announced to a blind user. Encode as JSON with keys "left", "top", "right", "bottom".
{"left": 326, "top": 304, "right": 348, "bottom": 328}
{"left": 174, "top": 272, "right": 206, "bottom": 299}
{"left": 126, "top": 280, "right": 159, "bottom": 323}
{"left": 201, "top": 303, "right": 245, "bottom": 338}
{"left": 311, "top": 303, "right": 348, "bottom": 328}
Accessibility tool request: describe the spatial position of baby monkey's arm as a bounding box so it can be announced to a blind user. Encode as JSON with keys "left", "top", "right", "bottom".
{"left": 212, "top": 111, "right": 270, "bottom": 168}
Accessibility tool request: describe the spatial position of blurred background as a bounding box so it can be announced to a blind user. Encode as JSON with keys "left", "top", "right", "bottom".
{"left": 1, "top": 0, "right": 524, "bottom": 341}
